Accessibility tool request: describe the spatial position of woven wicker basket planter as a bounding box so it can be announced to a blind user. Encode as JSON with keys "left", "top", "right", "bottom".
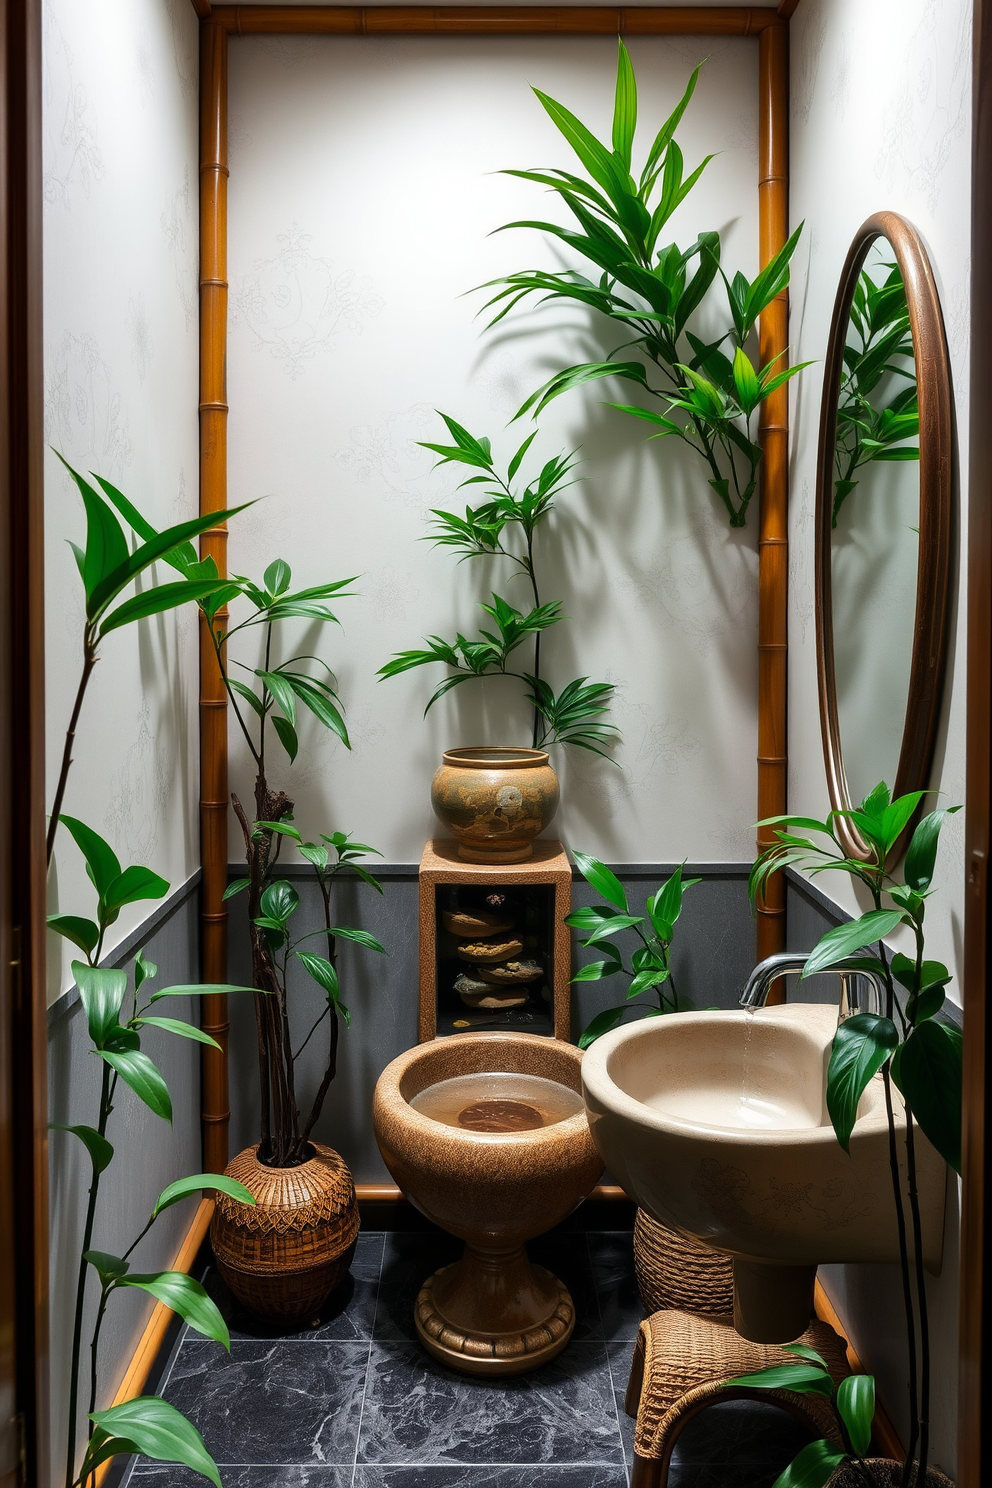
{"left": 634, "top": 1209, "right": 735, "bottom": 1317}
{"left": 828, "top": 1464, "right": 953, "bottom": 1487}
{"left": 210, "top": 1142, "right": 359, "bottom": 1324}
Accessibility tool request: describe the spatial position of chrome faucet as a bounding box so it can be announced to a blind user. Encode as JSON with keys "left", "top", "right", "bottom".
{"left": 739, "top": 951, "right": 885, "bottom": 1023}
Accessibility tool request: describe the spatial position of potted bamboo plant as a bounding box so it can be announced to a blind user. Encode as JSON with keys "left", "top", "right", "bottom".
{"left": 380, "top": 415, "right": 618, "bottom": 861}
{"left": 739, "top": 782, "right": 962, "bottom": 1487}
{"left": 98, "top": 493, "right": 387, "bottom": 1323}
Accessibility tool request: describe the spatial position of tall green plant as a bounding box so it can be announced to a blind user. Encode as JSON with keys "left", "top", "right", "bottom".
{"left": 566, "top": 852, "right": 698, "bottom": 1046}
{"left": 379, "top": 414, "right": 618, "bottom": 757}
{"left": 47, "top": 460, "right": 245, "bottom": 864}
{"left": 750, "top": 782, "right": 962, "bottom": 1487}
{"left": 481, "top": 42, "right": 810, "bottom": 528}
{"left": 833, "top": 262, "right": 919, "bottom": 526}
{"left": 101, "top": 485, "right": 388, "bottom": 1169}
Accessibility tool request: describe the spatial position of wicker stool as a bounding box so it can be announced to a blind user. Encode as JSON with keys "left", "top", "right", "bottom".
{"left": 624, "top": 1309, "right": 851, "bottom": 1488}
{"left": 633, "top": 1209, "right": 735, "bottom": 1316}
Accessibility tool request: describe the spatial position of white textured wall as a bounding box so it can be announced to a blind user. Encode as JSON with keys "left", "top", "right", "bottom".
{"left": 42, "top": 0, "right": 203, "bottom": 1469}
{"left": 43, "top": 0, "right": 201, "bottom": 1000}
{"left": 225, "top": 33, "right": 762, "bottom": 867}
{"left": 789, "top": 0, "right": 971, "bottom": 1471}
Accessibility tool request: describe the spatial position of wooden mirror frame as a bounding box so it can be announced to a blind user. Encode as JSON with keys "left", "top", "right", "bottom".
{"left": 814, "top": 210, "right": 953, "bottom": 860}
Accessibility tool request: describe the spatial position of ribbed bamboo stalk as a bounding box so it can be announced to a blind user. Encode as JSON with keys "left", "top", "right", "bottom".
{"left": 756, "top": 19, "right": 789, "bottom": 973}
{"left": 199, "top": 20, "right": 231, "bottom": 1175}
{"left": 210, "top": 6, "right": 780, "bottom": 36}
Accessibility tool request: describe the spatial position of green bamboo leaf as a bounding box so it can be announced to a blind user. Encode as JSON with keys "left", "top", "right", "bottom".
{"left": 769, "top": 1439, "right": 845, "bottom": 1488}
{"left": 835, "top": 1374, "right": 874, "bottom": 1457}
{"left": 120, "top": 1271, "right": 230, "bottom": 1350}
{"left": 572, "top": 850, "right": 628, "bottom": 910}
{"left": 148, "top": 983, "right": 255, "bottom": 1001}
{"left": 296, "top": 951, "right": 339, "bottom": 1001}
{"left": 88, "top": 1398, "right": 221, "bottom": 1487}
{"left": 222, "top": 879, "right": 249, "bottom": 901}
{"left": 87, "top": 503, "right": 254, "bottom": 617}
{"left": 893, "top": 1020, "right": 962, "bottom": 1173}
{"left": 259, "top": 670, "right": 297, "bottom": 726}
{"left": 728, "top": 1363, "right": 834, "bottom": 1394}
{"left": 73, "top": 962, "right": 128, "bottom": 1050}
{"left": 826, "top": 1014, "right": 899, "bottom": 1151}
{"left": 330, "top": 925, "right": 387, "bottom": 954}
{"left": 260, "top": 880, "right": 299, "bottom": 924}
{"left": 60, "top": 815, "right": 121, "bottom": 898}
{"left": 611, "top": 38, "right": 637, "bottom": 169}
{"left": 264, "top": 558, "right": 292, "bottom": 596}
{"left": 640, "top": 63, "right": 702, "bottom": 188}
{"left": 802, "top": 910, "right": 904, "bottom": 977}
{"left": 578, "top": 1006, "right": 625, "bottom": 1048}
{"left": 152, "top": 1173, "right": 256, "bottom": 1217}
{"left": 46, "top": 914, "right": 100, "bottom": 955}
{"left": 100, "top": 1048, "right": 173, "bottom": 1122}
{"left": 904, "top": 806, "right": 962, "bottom": 892}
{"left": 571, "top": 959, "right": 622, "bottom": 981}
{"left": 99, "top": 579, "right": 233, "bottom": 637}
{"left": 50, "top": 1122, "right": 114, "bottom": 1175}
{"left": 103, "top": 865, "right": 170, "bottom": 917}
{"left": 133, "top": 1016, "right": 221, "bottom": 1050}
{"left": 272, "top": 715, "right": 299, "bottom": 762}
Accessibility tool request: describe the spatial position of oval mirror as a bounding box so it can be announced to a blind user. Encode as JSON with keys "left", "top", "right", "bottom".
{"left": 815, "top": 211, "right": 953, "bottom": 860}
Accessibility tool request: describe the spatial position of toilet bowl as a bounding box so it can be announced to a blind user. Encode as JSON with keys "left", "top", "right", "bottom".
{"left": 373, "top": 1032, "right": 604, "bottom": 1375}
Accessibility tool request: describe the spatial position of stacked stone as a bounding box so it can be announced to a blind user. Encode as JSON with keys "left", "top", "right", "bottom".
{"left": 442, "top": 908, "right": 543, "bottom": 1010}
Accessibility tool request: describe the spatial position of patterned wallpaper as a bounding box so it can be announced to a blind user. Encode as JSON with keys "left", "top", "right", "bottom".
{"left": 42, "top": 0, "right": 201, "bottom": 1002}
{"left": 225, "top": 32, "right": 764, "bottom": 866}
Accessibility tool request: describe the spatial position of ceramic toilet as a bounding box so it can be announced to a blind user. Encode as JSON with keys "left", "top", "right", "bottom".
{"left": 373, "top": 1031, "right": 603, "bottom": 1375}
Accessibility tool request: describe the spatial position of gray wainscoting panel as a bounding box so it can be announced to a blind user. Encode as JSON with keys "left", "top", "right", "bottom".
{"left": 224, "top": 862, "right": 756, "bottom": 1184}
{"left": 48, "top": 885, "right": 202, "bottom": 1469}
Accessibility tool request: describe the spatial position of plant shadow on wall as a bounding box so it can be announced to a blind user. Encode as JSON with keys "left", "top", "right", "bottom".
{"left": 739, "top": 786, "right": 961, "bottom": 1488}
{"left": 46, "top": 460, "right": 259, "bottom": 1488}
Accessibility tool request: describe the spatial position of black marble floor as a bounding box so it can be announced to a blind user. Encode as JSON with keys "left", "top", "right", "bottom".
{"left": 121, "top": 1229, "right": 814, "bottom": 1488}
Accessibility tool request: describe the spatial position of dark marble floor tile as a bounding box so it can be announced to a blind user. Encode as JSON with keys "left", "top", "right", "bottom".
{"left": 355, "top": 1466, "right": 628, "bottom": 1486}
{"left": 160, "top": 1338, "right": 369, "bottom": 1465}
{"left": 606, "top": 1340, "right": 638, "bottom": 1474}
{"left": 129, "top": 1469, "right": 353, "bottom": 1487}
{"left": 374, "top": 1231, "right": 462, "bottom": 1342}
{"left": 528, "top": 1232, "right": 602, "bottom": 1341}
{"left": 667, "top": 1465, "right": 792, "bottom": 1488}
{"left": 587, "top": 1233, "right": 646, "bottom": 1342}
{"left": 357, "top": 1341, "right": 624, "bottom": 1467}
{"left": 670, "top": 1398, "right": 816, "bottom": 1468}
{"left": 203, "top": 1233, "right": 384, "bottom": 1343}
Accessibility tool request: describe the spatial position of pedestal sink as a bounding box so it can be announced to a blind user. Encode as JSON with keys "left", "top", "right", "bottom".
{"left": 581, "top": 1002, "right": 947, "bottom": 1342}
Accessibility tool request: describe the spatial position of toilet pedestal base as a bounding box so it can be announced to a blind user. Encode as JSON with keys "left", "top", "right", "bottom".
{"left": 415, "top": 1242, "right": 575, "bottom": 1376}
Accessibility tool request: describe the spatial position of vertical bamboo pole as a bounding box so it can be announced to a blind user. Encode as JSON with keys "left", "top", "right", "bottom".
{"left": 756, "top": 19, "right": 789, "bottom": 968}
{"left": 199, "top": 20, "right": 231, "bottom": 1173}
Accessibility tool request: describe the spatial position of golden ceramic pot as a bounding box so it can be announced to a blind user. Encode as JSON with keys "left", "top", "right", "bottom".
{"left": 210, "top": 1142, "right": 359, "bottom": 1325}
{"left": 373, "top": 1032, "right": 604, "bottom": 1375}
{"left": 430, "top": 746, "right": 559, "bottom": 863}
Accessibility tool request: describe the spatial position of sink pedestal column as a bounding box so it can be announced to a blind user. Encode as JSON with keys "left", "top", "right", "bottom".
{"left": 415, "top": 1241, "right": 574, "bottom": 1376}
{"left": 733, "top": 1256, "right": 818, "bottom": 1343}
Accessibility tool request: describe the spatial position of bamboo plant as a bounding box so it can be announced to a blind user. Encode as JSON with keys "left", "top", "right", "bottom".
{"left": 481, "top": 41, "right": 810, "bottom": 528}
{"left": 565, "top": 852, "right": 698, "bottom": 1046}
{"left": 379, "top": 414, "right": 619, "bottom": 757}
{"left": 833, "top": 262, "right": 919, "bottom": 527}
{"left": 48, "top": 464, "right": 257, "bottom": 1487}
{"left": 96, "top": 481, "right": 387, "bottom": 1170}
{"left": 748, "top": 783, "right": 962, "bottom": 1487}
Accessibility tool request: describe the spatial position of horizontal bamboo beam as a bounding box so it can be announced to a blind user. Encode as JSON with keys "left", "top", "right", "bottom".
{"left": 93, "top": 1200, "right": 215, "bottom": 1486}
{"left": 355, "top": 1182, "right": 629, "bottom": 1205}
{"left": 212, "top": 6, "right": 780, "bottom": 36}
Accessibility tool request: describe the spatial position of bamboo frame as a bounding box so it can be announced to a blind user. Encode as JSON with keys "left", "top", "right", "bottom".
{"left": 199, "top": 20, "right": 232, "bottom": 1175}
{"left": 755, "top": 18, "right": 789, "bottom": 968}
{"left": 197, "top": 3, "right": 792, "bottom": 1166}
{"left": 814, "top": 213, "right": 952, "bottom": 863}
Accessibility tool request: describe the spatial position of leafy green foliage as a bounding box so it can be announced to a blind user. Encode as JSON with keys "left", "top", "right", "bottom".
{"left": 826, "top": 1014, "right": 899, "bottom": 1151}
{"left": 480, "top": 45, "right": 808, "bottom": 527}
{"left": 382, "top": 415, "right": 619, "bottom": 754}
{"left": 732, "top": 1345, "right": 873, "bottom": 1486}
{"left": 85, "top": 1397, "right": 221, "bottom": 1486}
{"left": 567, "top": 854, "right": 699, "bottom": 1045}
{"left": 833, "top": 261, "right": 919, "bottom": 526}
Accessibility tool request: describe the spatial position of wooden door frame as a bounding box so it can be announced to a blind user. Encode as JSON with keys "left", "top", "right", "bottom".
{"left": 0, "top": 0, "right": 49, "bottom": 1483}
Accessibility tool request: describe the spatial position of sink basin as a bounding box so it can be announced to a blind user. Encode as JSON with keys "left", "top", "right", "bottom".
{"left": 581, "top": 1003, "right": 947, "bottom": 1341}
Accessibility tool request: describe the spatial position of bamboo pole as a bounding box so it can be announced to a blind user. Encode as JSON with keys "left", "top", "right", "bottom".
{"left": 755, "top": 19, "right": 789, "bottom": 971}
{"left": 199, "top": 20, "right": 231, "bottom": 1175}
{"left": 211, "top": 6, "right": 780, "bottom": 36}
